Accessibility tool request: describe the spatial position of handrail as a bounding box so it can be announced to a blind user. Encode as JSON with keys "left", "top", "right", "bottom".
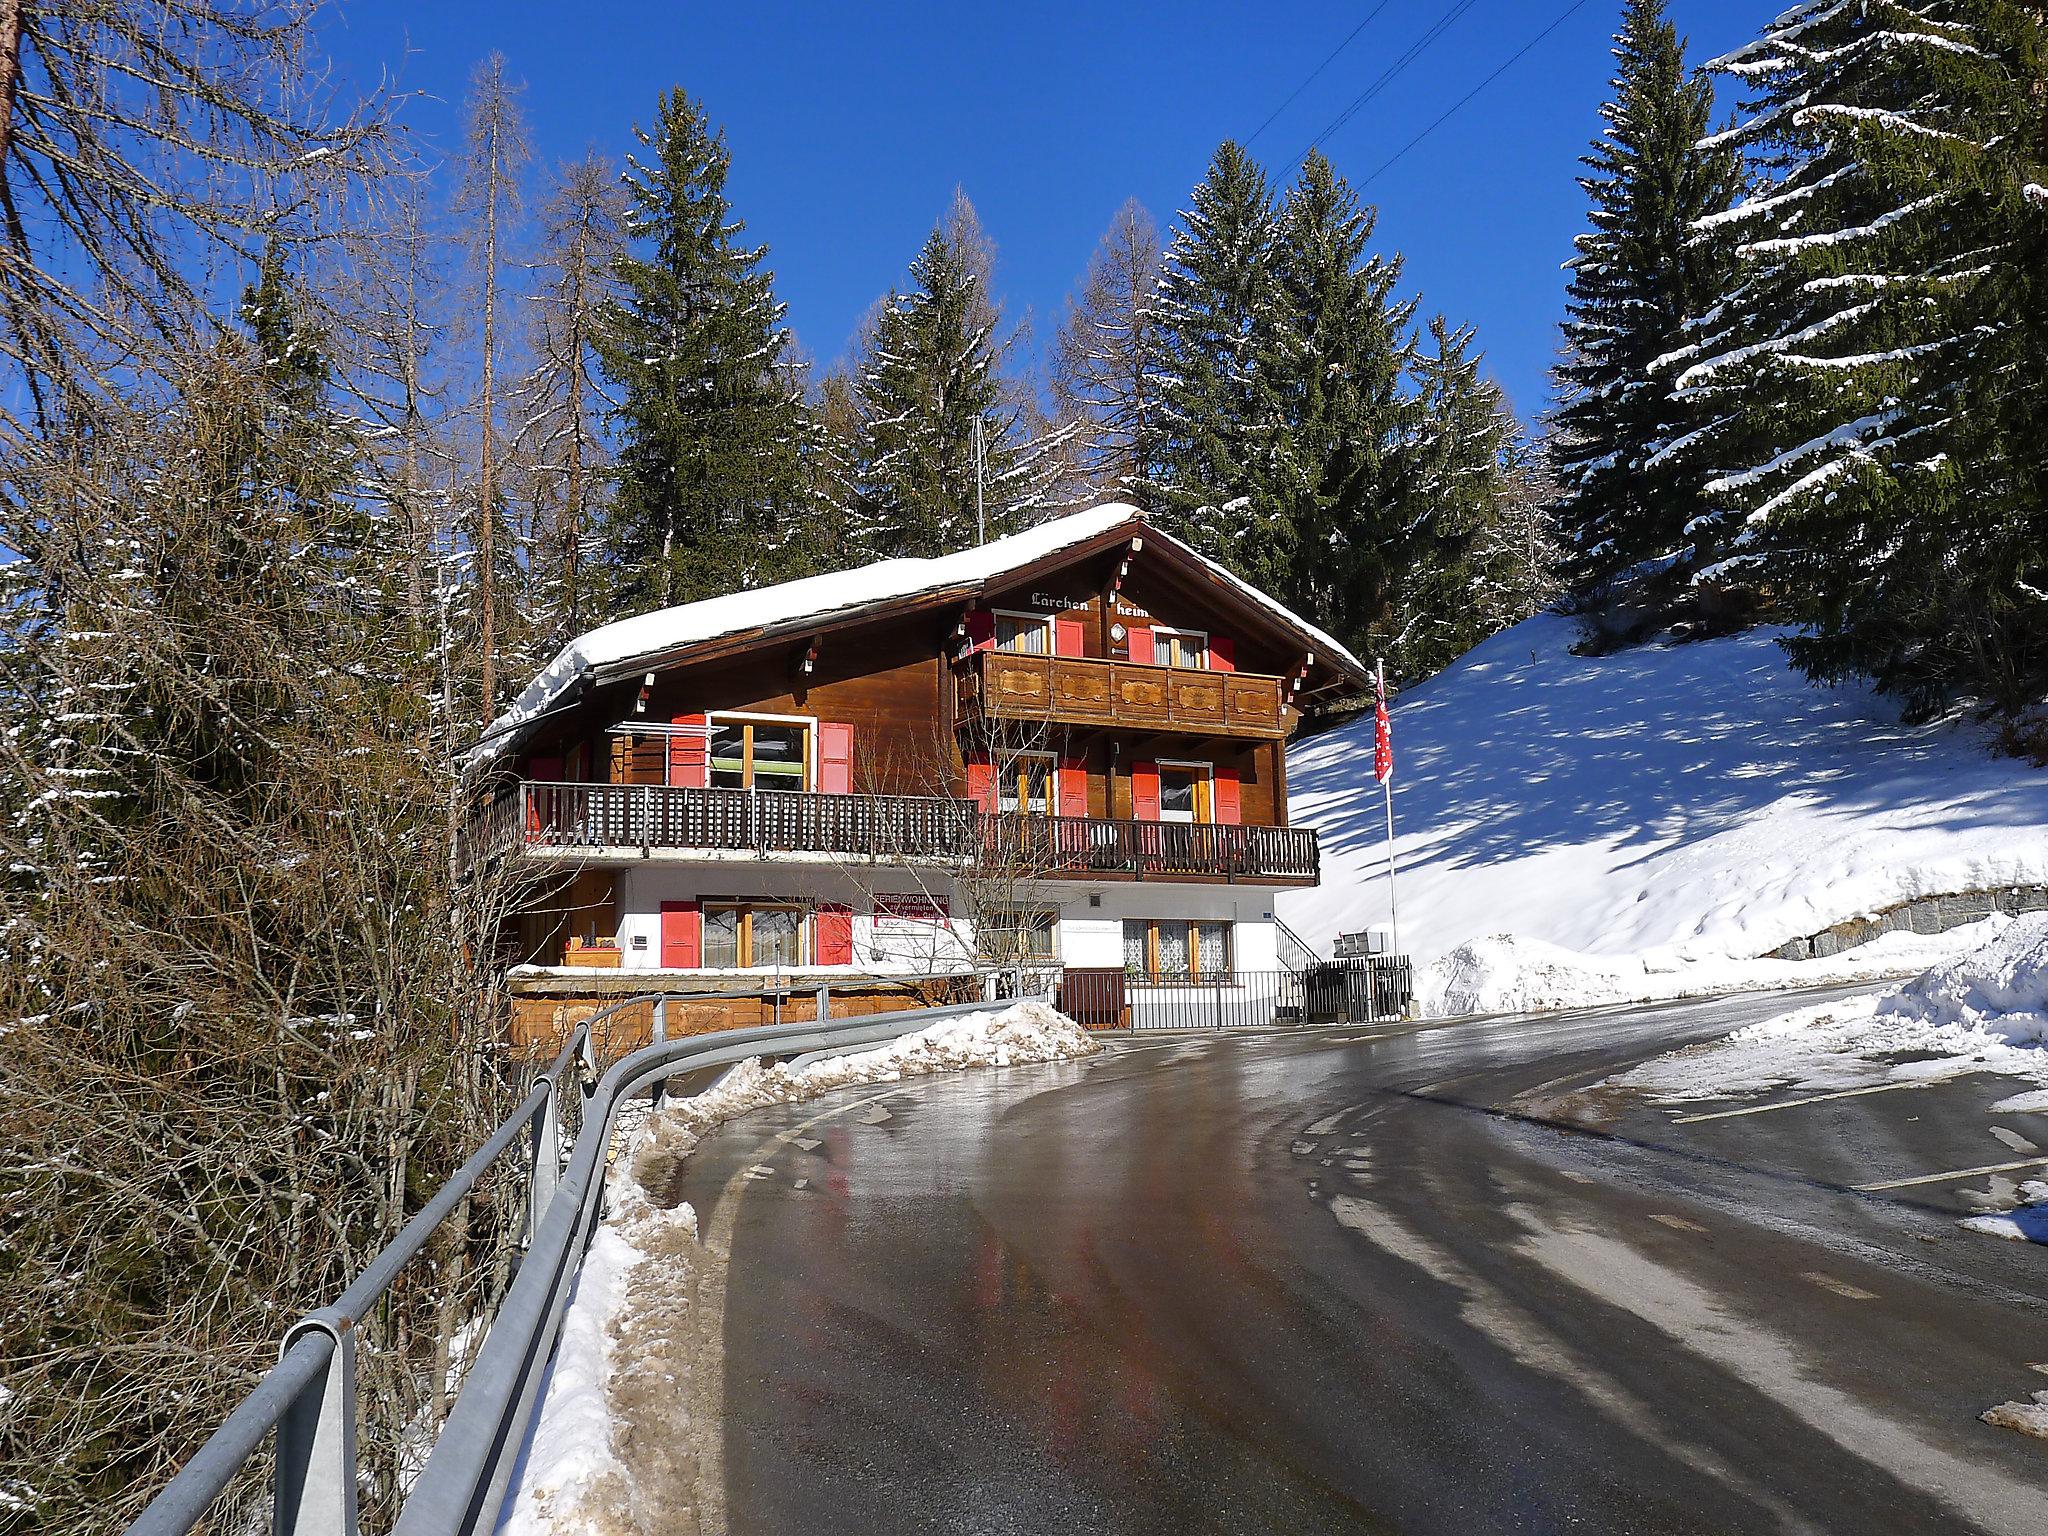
{"left": 479, "top": 781, "right": 1320, "bottom": 883}
{"left": 122, "top": 981, "right": 1032, "bottom": 1536}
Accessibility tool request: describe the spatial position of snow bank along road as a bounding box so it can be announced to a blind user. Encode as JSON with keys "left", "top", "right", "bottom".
{"left": 663, "top": 987, "right": 2046, "bottom": 1535}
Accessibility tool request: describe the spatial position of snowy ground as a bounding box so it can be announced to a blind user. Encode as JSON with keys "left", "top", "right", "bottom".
{"left": 1283, "top": 612, "right": 2048, "bottom": 1016}
{"left": 1614, "top": 912, "right": 2048, "bottom": 1106}
{"left": 498, "top": 1002, "right": 1100, "bottom": 1536}
{"left": 1611, "top": 915, "right": 2048, "bottom": 1246}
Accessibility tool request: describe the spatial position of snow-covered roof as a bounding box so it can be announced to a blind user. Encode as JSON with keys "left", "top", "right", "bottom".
{"left": 473, "top": 503, "right": 1366, "bottom": 764}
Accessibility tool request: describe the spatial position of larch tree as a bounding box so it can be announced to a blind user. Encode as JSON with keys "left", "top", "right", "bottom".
{"left": 595, "top": 86, "right": 809, "bottom": 608}
{"left": 515, "top": 149, "right": 624, "bottom": 652}
{"left": 1, "top": 244, "right": 512, "bottom": 1536}
{"left": 453, "top": 51, "right": 532, "bottom": 716}
{"left": 1051, "top": 197, "right": 1163, "bottom": 495}
{"left": 1665, "top": 1, "right": 2048, "bottom": 719}
{"left": 1551, "top": 0, "right": 1738, "bottom": 603}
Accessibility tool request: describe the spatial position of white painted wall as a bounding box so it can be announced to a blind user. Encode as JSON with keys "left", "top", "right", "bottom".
{"left": 600, "top": 862, "right": 1284, "bottom": 979}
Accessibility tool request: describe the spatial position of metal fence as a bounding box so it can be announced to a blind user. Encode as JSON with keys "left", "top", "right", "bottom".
{"left": 122, "top": 987, "right": 1028, "bottom": 1536}
{"left": 1057, "top": 958, "right": 1413, "bottom": 1031}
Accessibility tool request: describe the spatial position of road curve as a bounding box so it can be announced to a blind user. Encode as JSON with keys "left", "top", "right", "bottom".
{"left": 670, "top": 988, "right": 2048, "bottom": 1534}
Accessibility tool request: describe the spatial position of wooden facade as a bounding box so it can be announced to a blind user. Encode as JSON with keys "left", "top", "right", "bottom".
{"left": 474, "top": 509, "right": 1369, "bottom": 1041}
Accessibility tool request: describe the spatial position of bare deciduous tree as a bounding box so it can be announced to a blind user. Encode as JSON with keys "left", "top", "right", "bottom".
{"left": 514, "top": 149, "right": 624, "bottom": 648}
{"left": 1051, "top": 198, "right": 1163, "bottom": 495}
{"left": 453, "top": 51, "right": 532, "bottom": 716}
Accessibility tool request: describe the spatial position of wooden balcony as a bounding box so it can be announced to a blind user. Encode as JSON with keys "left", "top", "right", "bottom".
{"left": 461, "top": 782, "right": 1319, "bottom": 884}
{"left": 990, "top": 815, "right": 1319, "bottom": 883}
{"left": 964, "top": 651, "right": 1289, "bottom": 739}
{"left": 468, "top": 780, "right": 982, "bottom": 867}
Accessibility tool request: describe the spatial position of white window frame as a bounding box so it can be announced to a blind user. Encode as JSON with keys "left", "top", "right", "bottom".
{"left": 992, "top": 608, "right": 1056, "bottom": 656}
{"left": 1155, "top": 758, "right": 1212, "bottom": 825}
{"left": 699, "top": 709, "right": 817, "bottom": 791}
{"left": 1149, "top": 624, "right": 1209, "bottom": 671}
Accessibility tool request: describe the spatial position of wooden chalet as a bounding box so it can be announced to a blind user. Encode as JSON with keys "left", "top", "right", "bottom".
{"left": 463, "top": 504, "right": 1371, "bottom": 1044}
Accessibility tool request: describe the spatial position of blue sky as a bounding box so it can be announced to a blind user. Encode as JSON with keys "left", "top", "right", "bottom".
{"left": 320, "top": 0, "right": 1788, "bottom": 422}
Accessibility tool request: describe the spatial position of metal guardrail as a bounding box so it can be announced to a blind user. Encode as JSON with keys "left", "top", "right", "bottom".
{"left": 123, "top": 985, "right": 1029, "bottom": 1536}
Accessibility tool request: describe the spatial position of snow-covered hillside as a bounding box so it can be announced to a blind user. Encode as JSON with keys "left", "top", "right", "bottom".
{"left": 1281, "top": 613, "right": 2048, "bottom": 1008}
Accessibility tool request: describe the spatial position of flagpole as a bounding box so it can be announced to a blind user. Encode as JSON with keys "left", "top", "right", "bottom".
{"left": 1377, "top": 658, "right": 1400, "bottom": 955}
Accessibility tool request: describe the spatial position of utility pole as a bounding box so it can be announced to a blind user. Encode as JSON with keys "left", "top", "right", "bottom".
{"left": 973, "top": 414, "right": 986, "bottom": 545}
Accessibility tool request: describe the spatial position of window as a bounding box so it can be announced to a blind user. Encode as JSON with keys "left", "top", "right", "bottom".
{"left": 998, "top": 751, "right": 1057, "bottom": 815}
{"left": 708, "top": 717, "right": 808, "bottom": 792}
{"left": 1123, "top": 918, "right": 1233, "bottom": 983}
{"left": 994, "top": 610, "right": 1053, "bottom": 655}
{"left": 980, "top": 907, "right": 1059, "bottom": 963}
{"left": 703, "top": 902, "right": 807, "bottom": 967}
{"left": 1157, "top": 762, "right": 1211, "bottom": 824}
{"left": 1158, "top": 765, "right": 1199, "bottom": 823}
{"left": 1153, "top": 626, "right": 1208, "bottom": 670}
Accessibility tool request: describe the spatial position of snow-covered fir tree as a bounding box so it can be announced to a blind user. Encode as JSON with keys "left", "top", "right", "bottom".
{"left": 596, "top": 88, "right": 809, "bottom": 609}
{"left": 1138, "top": 142, "right": 1294, "bottom": 591}
{"left": 1390, "top": 317, "right": 1523, "bottom": 677}
{"left": 854, "top": 193, "right": 1068, "bottom": 557}
{"left": 1665, "top": 1, "right": 2048, "bottom": 718}
{"left": 1271, "top": 151, "right": 1419, "bottom": 652}
{"left": 1551, "top": 0, "right": 1738, "bottom": 602}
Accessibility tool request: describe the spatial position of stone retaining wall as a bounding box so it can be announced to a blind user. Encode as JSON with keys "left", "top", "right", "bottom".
{"left": 1765, "top": 886, "right": 2048, "bottom": 961}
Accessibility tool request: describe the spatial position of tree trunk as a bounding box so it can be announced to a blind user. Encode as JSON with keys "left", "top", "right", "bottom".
{"left": 478, "top": 113, "right": 499, "bottom": 718}
{"left": 0, "top": 0, "right": 25, "bottom": 175}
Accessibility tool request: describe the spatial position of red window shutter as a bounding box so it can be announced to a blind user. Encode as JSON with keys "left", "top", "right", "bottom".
{"left": 816, "top": 903, "right": 854, "bottom": 965}
{"left": 1053, "top": 616, "right": 1086, "bottom": 657}
{"left": 964, "top": 608, "right": 995, "bottom": 653}
{"left": 1057, "top": 755, "right": 1088, "bottom": 818}
{"left": 1127, "top": 626, "right": 1156, "bottom": 665}
{"left": 818, "top": 721, "right": 854, "bottom": 794}
{"left": 669, "top": 713, "right": 710, "bottom": 788}
{"left": 1213, "top": 765, "right": 1241, "bottom": 825}
{"left": 660, "top": 901, "right": 701, "bottom": 968}
{"left": 965, "top": 751, "right": 996, "bottom": 811}
{"left": 1132, "top": 761, "right": 1161, "bottom": 822}
{"left": 525, "top": 758, "right": 563, "bottom": 838}
{"left": 1208, "top": 635, "right": 1236, "bottom": 673}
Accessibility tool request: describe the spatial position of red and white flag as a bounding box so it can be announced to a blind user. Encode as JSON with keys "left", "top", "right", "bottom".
{"left": 1373, "top": 671, "right": 1394, "bottom": 786}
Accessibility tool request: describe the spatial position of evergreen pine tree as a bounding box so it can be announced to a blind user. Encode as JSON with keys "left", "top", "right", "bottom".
{"left": 596, "top": 87, "right": 808, "bottom": 609}
{"left": 1391, "top": 317, "right": 1519, "bottom": 677}
{"left": 1139, "top": 142, "right": 1293, "bottom": 591}
{"left": 1668, "top": 2, "right": 2048, "bottom": 717}
{"left": 1552, "top": 0, "right": 1738, "bottom": 603}
{"left": 855, "top": 193, "right": 1065, "bottom": 557}
{"left": 1271, "top": 151, "right": 1418, "bottom": 651}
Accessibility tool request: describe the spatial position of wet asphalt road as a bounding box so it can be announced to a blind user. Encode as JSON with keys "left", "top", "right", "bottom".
{"left": 673, "top": 988, "right": 2048, "bottom": 1534}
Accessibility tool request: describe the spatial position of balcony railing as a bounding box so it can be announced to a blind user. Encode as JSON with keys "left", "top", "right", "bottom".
{"left": 963, "top": 650, "right": 1289, "bottom": 739}
{"left": 462, "top": 781, "right": 1320, "bottom": 883}
{"left": 488, "top": 780, "right": 980, "bottom": 864}
{"left": 987, "top": 814, "right": 1319, "bottom": 882}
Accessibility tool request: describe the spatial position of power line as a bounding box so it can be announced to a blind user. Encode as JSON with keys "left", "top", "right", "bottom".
{"left": 1355, "top": 0, "right": 1596, "bottom": 191}
{"left": 1295, "top": 0, "right": 1485, "bottom": 164}
{"left": 1244, "top": 1, "right": 1397, "bottom": 148}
